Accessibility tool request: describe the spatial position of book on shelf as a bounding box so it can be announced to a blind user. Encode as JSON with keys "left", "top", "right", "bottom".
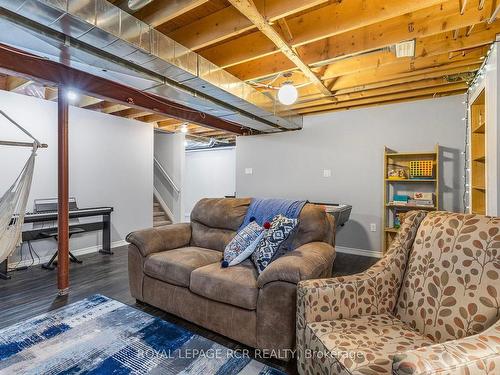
{"left": 407, "top": 199, "right": 433, "bottom": 206}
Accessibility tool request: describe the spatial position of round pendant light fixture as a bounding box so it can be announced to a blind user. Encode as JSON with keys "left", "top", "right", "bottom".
{"left": 277, "top": 83, "right": 298, "bottom": 106}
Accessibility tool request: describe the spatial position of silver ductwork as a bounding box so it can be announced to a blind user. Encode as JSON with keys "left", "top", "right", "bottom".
{"left": 0, "top": 0, "right": 303, "bottom": 133}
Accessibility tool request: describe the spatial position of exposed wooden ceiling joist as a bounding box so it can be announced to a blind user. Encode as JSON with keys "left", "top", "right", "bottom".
{"left": 260, "top": 45, "right": 486, "bottom": 100}
{"left": 333, "top": 64, "right": 479, "bottom": 96}
{"left": 224, "top": 1, "right": 494, "bottom": 81}
{"left": 109, "top": 107, "right": 152, "bottom": 119}
{"left": 202, "top": 0, "right": 446, "bottom": 68}
{"left": 292, "top": 79, "right": 470, "bottom": 110}
{"left": 296, "top": 83, "right": 467, "bottom": 114}
{"left": 227, "top": 0, "right": 331, "bottom": 97}
{"left": 167, "top": 0, "right": 329, "bottom": 50}
{"left": 134, "top": 0, "right": 209, "bottom": 27}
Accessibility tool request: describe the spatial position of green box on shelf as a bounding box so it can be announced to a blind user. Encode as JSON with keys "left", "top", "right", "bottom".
{"left": 393, "top": 194, "right": 409, "bottom": 202}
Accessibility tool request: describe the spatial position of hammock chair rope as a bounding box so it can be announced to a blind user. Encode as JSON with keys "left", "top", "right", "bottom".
{"left": 0, "top": 110, "right": 46, "bottom": 264}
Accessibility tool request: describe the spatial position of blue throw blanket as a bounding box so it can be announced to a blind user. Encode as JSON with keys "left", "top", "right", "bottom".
{"left": 239, "top": 198, "right": 307, "bottom": 230}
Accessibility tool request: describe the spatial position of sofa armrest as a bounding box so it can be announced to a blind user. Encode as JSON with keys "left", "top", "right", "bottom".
{"left": 126, "top": 223, "right": 191, "bottom": 257}
{"left": 392, "top": 320, "right": 500, "bottom": 375}
{"left": 257, "top": 242, "right": 335, "bottom": 288}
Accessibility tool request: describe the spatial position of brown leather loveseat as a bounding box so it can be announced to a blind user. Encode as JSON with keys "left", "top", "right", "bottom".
{"left": 127, "top": 198, "right": 336, "bottom": 354}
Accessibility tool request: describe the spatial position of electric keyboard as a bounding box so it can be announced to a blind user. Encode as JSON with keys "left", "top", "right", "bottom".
{"left": 1, "top": 199, "right": 114, "bottom": 280}
{"left": 22, "top": 207, "right": 113, "bottom": 222}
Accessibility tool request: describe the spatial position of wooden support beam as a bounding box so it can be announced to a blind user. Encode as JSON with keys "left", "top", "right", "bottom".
{"left": 6, "top": 76, "right": 32, "bottom": 91}
{"left": 57, "top": 87, "right": 69, "bottom": 296}
{"left": 488, "top": 4, "right": 500, "bottom": 24}
{"left": 0, "top": 43, "right": 246, "bottom": 135}
{"left": 202, "top": 0, "right": 478, "bottom": 69}
{"left": 0, "top": 75, "right": 7, "bottom": 90}
{"left": 231, "top": 19, "right": 499, "bottom": 82}
{"left": 135, "top": 114, "right": 170, "bottom": 123}
{"left": 167, "top": 0, "right": 329, "bottom": 50}
{"left": 110, "top": 108, "right": 152, "bottom": 119}
{"left": 227, "top": 0, "right": 332, "bottom": 97}
{"left": 276, "top": 18, "right": 294, "bottom": 43}
{"left": 291, "top": 79, "right": 466, "bottom": 109}
{"left": 307, "top": 90, "right": 466, "bottom": 113}
{"left": 134, "top": 0, "right": 209, "bottom": 27}
{"left": 460, "top": 0, "right": 468, "bottom": 15}
{"left": 327, "top": 59, "right": 481, "bottom": 92}
{"left": 332, "top": 64, "right": 479, "bottom": 96}
{"left": 77, "top": 96, "right": 102, "bottom": 108}
{"left": 296, "top": 83, "right": 467, "bottom": 114}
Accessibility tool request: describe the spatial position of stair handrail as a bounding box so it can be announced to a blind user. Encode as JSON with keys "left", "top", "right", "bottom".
{"left": 154, "top": 157, "right": 181, "bottom": 194}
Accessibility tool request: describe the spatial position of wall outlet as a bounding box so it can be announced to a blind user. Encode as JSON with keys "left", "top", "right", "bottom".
{"left": 245, "top": 167, "right": 253, "bottom": 175}
{"left": 323, "top": 169, "right": 332, "bottom": 177}
{"left": 370, "top": 223, "right": 377, "bottom": 232}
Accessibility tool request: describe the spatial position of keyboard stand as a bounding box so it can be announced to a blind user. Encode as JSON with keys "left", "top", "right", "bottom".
{"left": 0, "top": 259, "right": 11, "bottom": 280}
{"left": 41, "top": 227, "right": 86, "bottom": 271}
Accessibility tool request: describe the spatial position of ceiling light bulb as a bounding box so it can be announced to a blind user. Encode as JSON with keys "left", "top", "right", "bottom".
{"left": 66, "top": 90, "right": 79, "bottom": 102}
{"left": 180, "top": 124, "right": 188, "bottom": 133}
{"left": 277, "top": 83, "right": 298, "bottom": 106}
{"left": 128, "top": 0, "right": 153, "bottom": 10}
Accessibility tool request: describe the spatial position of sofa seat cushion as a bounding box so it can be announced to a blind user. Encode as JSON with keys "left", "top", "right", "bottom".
{"left": 190, "top": 260, "right": 259, "bottom": 310}
{"left": 144, "top": 247, "right": 222, "bottom": 287}
{"left": 305, "top": 314, "right": 434, "bottom": 375}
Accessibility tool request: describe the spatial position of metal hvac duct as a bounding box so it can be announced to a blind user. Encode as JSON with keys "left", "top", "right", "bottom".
{"left": 0, "top": 0, "right": 303, "bottom": 133}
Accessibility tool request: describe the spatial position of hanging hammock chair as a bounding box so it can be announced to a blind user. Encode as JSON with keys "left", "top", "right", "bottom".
{"left": 0, "top": 110, "right": 45, "bottom": 264}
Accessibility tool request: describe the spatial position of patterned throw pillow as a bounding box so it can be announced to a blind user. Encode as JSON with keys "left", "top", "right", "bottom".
{"left": 222, "top": 221, "right": 264, "bottom": 267}
{"left": 251, "top": 214, "right": 299, "bottom": 273}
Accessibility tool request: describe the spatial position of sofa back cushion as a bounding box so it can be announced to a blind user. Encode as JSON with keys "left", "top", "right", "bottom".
{"left": 395, "top": 212, "right": 500, "bottom": 343}
{"left": 190, "top": 198, "right": 335, "bottom": 252}
{"left": 290, "top": 203, "right": 335, "bottom": 249}
{"left": 190, "top": 198, "right": 251, "bottom": 251}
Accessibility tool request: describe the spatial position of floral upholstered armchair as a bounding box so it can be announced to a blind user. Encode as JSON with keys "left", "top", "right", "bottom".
{"left": 297, "top": 211, "right": 500, "bottom": 375}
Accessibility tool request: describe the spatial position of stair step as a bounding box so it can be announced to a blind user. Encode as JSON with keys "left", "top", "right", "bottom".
{"left": 153, "top": 220, "right": 172, "bottom": 227}
{"left": 153, "top": 211, "right": 165, "bottom": 217}
{"left": 153, "top": 202, "right": 160, "bottom": 207}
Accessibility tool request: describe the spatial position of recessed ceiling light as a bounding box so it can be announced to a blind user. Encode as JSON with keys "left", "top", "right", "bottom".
{"left": 180, "top": 124, "right": 188, "bottom": 133}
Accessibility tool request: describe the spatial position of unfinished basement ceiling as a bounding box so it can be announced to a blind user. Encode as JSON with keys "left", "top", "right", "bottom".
{"left": 118, "top": 0, "right": 499, "bottom": 114}
{"left": 0, "top": 72, "right": 238, "bottom": 145}
{"left": 0, "top": 0, "right": 303, "bottom": 134}
{"left": 0, "top": 0, "right": 499, "bottom": 121}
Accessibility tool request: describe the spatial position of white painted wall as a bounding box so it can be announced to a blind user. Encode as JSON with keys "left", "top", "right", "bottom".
{"left": 236, "top": 95, "right": 466, "bottom": 253}
{"left": 0, "top": 90, "right": 153, "bottom": 263}
{"left": 184, "top": 147, "right": 236, "bottom": 221}
{"left": 154, "top": 131, "right": 185, "bottom": 222}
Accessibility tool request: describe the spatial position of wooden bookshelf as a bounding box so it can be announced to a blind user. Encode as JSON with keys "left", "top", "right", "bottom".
{"left": 383, "top": 145, "right": 440, "bottom": 252}
{"left": 470, "top": 90, "right": 486, "bottom": 215}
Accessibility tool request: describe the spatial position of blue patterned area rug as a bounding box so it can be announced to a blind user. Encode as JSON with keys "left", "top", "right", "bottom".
{"left": 0, "top": 295, "right": 285, "bottom": 375}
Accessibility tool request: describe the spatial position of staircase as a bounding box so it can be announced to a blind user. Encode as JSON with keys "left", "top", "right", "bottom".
{"left": 153, "top": 197, "right": 172, "bottom": 227}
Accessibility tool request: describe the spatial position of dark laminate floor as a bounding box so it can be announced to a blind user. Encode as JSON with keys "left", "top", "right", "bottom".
{"left": 0, "top": 246, "right": 378, "bottom": 374}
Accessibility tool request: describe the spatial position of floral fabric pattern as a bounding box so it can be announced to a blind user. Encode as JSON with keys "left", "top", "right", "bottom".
{"left": 395, "top": 212, "right": 500, "bottom": 343}
{"left": 305, "top": 314, "right": 433, "bottom": 375}
{"left": 296, "top": 210, "right": 427, "bottom": 374}
{"left": 296, "top": 211, "right": 500, "bottom": 375}
{"left": 392, "top": 319, "right": 500, "bottom": 375}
